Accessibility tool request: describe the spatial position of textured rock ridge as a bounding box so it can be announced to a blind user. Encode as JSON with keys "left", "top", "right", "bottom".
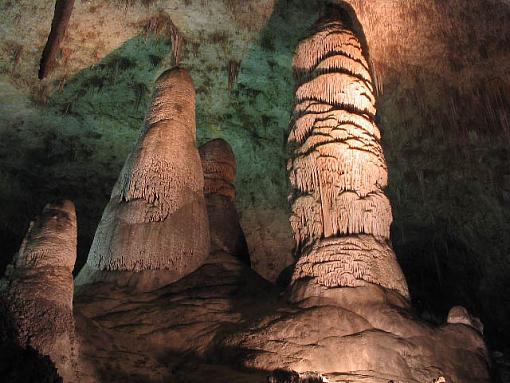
{"left": 0, "top": 200, "right": 77, "bottom": 381}
{"left": 199, "top": 138, "right": 250, "bottom": 264}
{"left": 287, "top": 7, "right": 408, "bottom": 298}
{"left": 77, "top": 67, "right": 209, "bottom": 282}
{"left": 200, "top": 138, "right": 237, "bottom": 201}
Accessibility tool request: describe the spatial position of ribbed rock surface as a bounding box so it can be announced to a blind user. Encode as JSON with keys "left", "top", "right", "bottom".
{"left": 287, "top": 7, "right": 408, "bottom": 298}
{"left": 76, "top": 68, "right": 209, "bottom": 284}
{"left": 200, "top": 138, "right": 237, "bottom": 200}
{"left": 199, "top": 138, "right": 250, "bottom": 264}
{"left": 0, "top": 200, "right": 77, "bottom": 382}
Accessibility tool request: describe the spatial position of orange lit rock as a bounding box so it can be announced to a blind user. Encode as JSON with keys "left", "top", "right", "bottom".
{"left": 0, "top": 200, "right": 78, "bottom": 381}
{"left": 287, "top": 7, "right": 408, "bottom": 299}
{"left": 199, "top": 138, "right": 250, "bottom": 264}
{"left": 75, "top": 68, "right": 209, "bottom": 286}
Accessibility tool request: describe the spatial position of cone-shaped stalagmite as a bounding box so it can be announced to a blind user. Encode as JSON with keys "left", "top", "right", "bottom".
{"left": 288, "top": 8, "right": 409, "bottom": 298}
{"left": 199, "top": 138, "right": 250, "bottom": 263}
{"left": 77, "top": 68, "right": 209, "bottom": 283}
{"left": 0, "top": 200, "right": 77, "bottom": 381}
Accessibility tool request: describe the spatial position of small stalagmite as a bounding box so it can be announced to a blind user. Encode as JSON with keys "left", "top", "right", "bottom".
{"left": 199, "top": 138, "right": 250, "bottom": 263}
{"left": 0, "top": 200, "right": 78, "bottom": 381}
{"left": 288, "top": 7, "right": 409, "bottom": 299}
{"left": 77, "top": 67, "right": 209, "bottom": 284}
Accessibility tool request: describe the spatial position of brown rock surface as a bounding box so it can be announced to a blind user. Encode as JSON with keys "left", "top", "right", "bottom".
{"left": 200, "top": 138, "right": 250, "bottom": 264}
{"left": 70, "top": 58, "right": 491, "bottom": 383}
{"left": 76, "top": 67, "right": 209, "bottom": 286}
{"left": 72, "top": 254, "right": 490, "bottom": 382}
{"left": 0, "top": 5, "right": 498, "bottom": 381}
{"left": 0, "top": 200, "right": 78, "bottom": 382}
{"left": 287, "top": 6, "right": 408, "bottom": 299}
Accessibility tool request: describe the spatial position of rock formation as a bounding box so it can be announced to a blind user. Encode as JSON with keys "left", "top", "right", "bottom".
{"left": 0, "top": 200, "right": 77, "bottom": 382}
{"left": 0, "top": 9, "right": 494, "bottom": 383}
{"left": 69, "top": 27, "right": 491, "bottom": 380}
{"left": 38, "top": 0, "right": 75, "bottom": 79}
{"left": 76, "top": 67, "right": 209, "bottom": 287}
{"left": 199, "top": 138, "right": 250, "bottom": 264}
{"left": 287, "top": 6, "right": 409, "bottom": 300}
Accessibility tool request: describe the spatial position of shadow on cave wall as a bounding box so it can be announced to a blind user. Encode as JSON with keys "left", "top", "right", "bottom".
{"left": 381, "top": 64, "right": 510, "bottom": 349}
{"left": 0, "top": 34, "right": 171, "bottom": 274}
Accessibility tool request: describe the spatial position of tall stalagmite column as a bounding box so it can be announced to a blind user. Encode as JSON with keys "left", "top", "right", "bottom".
{"left": 288, "top": 8, "right": 409, "bottom": 299}
{"left": 0, "top": 200, "right": 78, "bottom": 381}
{"left": 77, "top": 68, "right": 209, "bottom": 284}
{"left": 199, "top": 138, "right": 250, "bottom": 263}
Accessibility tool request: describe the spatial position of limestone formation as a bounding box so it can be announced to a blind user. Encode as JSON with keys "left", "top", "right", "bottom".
{"left": 200, "top": 138, "right": 237, "bottom": 200}
{"left": 199, "top": 138, "right": 250, "bottom": 264}
{"left": 287, "top": 7, "right": 409, "bottom": 298}
{"left": 268, "top": 369, "right": 326, "bottom": 383}
{"left": 447, "top": 305, "right": 484, "bottom": 334}
{"left": 76, "top": 67, "right": 209, "bottom": 284}
{"left": 39, "top": 0, "right": 75, "bottom": 79}
{"left": 0, "top": 200, "right": 77, "bottom": 381}
{"left": 66, "top": 11, "right": 490, "bottom": 382}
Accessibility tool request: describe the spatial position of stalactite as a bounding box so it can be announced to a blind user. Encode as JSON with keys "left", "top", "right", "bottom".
{"left": 78, "top": 68, "right": 209, "bottom": 279}
{"left": 288, "top": 8, "right": 409, "bottom": 298}
{"left": 171, "top": 27, "right": 184, "bottom": 66}
{"left": 38, "top": 0, "right": 75, "bottom": 80}
{"left": 228, "top": 60, "right": 240, "bottom": 91}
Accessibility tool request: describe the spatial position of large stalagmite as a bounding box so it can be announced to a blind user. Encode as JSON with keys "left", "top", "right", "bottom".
{"left": 0, "top": 200, "right": 77, "bottom": 381}
{"left": 287, "top": 7, "right": 409, "bottom": 299}
{"left": 199, "top": 138, "right": 250, "bottom": 263}
{"left": 76, "top": 67, "right": 209, "bottom": 285}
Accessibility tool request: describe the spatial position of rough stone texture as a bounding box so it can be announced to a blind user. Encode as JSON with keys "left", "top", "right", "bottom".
{"left": 288, "top": 8, "right": 409, "bottom": 299}
{"left": 0, "top": 200, "right": 77, "bottom": 382}
{"left": 0, "top": 0, "right": 508, "bottom": 380}
{"left": 199, "top": 138, "right": 250, "bottom": 264}
{"left": 76, "top": 67, "right": 209, "bottom": 285}
{"left": 69, "top": 41, "right": 491, "bottom": 383}
{"left": 1, "top": 5, "right": 510, "bottom": 350}
{"left": 448, "top": 305, "right": 484, "bottom": 334}
{"left": 240, "top": 208, "right": 295, "bottom": 282}
{"left": 72, "top": 251, "right": 491, "bottom": 383}
{"left": 38, "top": 0, "right": 75, "bottom": 79}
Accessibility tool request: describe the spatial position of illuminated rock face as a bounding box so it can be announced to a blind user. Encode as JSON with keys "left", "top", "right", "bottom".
{"left": 199, "top": 138, "right": 250, "bottom": 263}
{"left": 288, "top": 8, "right": 408, "bottom": 298}
{"left": 77, "top": 68, "right": 209, "bottom": 282}
{"left": 66, "top": 42, "right": 489, "bottom": 383}
{"left": 0, "top": 200, "right": 77, "bottom": 381}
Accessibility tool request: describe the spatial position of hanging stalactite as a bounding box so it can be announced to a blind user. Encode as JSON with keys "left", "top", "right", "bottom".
{"left": 38, "top": 0, "right": 75, "bottom": 80}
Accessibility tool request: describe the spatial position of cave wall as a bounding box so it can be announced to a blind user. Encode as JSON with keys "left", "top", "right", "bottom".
{"left": 1, "top": 0, "right": 510, "bottom": 351}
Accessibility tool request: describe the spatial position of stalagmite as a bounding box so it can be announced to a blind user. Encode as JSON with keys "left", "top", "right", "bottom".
{"left": 199, "top": 138, "right": 250, "bottom": 263}
{"left": 76, "top": 67, "right": 209, "bottom": 284}
{"left": 0, "top": 200, "right": 78, "bottom": 381}
{"left": 288, "top": 7, "right": 409, "bottom": 298}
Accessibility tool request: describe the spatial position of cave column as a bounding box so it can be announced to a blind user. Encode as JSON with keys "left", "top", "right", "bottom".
{"left": 287, "top": 7, "right": 409, "bottom": 300}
